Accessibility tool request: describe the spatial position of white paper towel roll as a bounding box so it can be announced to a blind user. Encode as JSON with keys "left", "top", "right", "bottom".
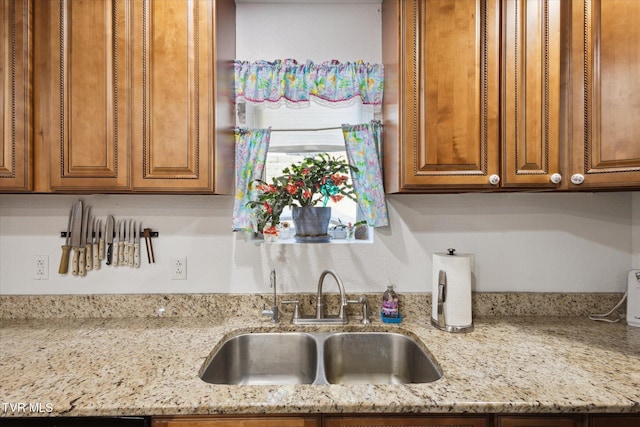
{"left": 432, "top": 252, "right": 473, "bottom": 328}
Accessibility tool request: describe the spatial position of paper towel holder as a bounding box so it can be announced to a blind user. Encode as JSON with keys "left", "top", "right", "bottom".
{"left": 430, "top": 270, "right": 473, "bottom": 333}
{"left": 430, "top": 249, "right": 474, "bottom": 333}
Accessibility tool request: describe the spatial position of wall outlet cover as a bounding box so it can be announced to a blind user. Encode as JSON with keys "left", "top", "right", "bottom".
{"left": 33, "top": 255, "right": 49, "bottom": 280}
{"left": 171, "top": 257, "right": 187, "bottom": 280}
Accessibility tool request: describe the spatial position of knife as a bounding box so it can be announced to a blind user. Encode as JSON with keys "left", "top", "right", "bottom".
{"left": 133, "top": 222, "right": 140, "bottom": 268}
{"left": 124, "top": 219, "right": 131, "bottom": 266}
{"left": 128, "top": 220, "right": 135, "bottom": 267}
{"left": 58, "top": 203, "right": 75, "bottom": 275}
{"left": 92, "top": 218, "right": 100, "bottom": 270}
{"left": 78, "top": 205, "right": 89, "bottom": 276}
{"left": 70, "top": 200, "right": 83, "bottom": 276}
{"left": 118, "top": 220, "right": 125, "bottom": 265}
{"left": 85, "top": 212, "right": 93, "bottom": 271}
{"left": 112, "top": 220, "right": 120, "bottom": 266}
{"left": 98, "top": 219, "right": 105, "bottom": 261}
{"left": 106, "top": 215, "right": 115, "bottom": 265}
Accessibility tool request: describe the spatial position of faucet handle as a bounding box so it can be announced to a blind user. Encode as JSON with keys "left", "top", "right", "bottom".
{"left": 347, "top": 296, "right": 371, "bottom": 325}
{"left": 282, "top": 300, "right": 301, "bottom": 322}
{"left": 261, "top": 304, "right": 278, "bottom": 322}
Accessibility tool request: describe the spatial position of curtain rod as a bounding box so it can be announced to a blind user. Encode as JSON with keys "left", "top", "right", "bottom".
{"left": 270, "top": 124, "right": 383, "bottom": 132}
{"left": 270, "top": 126, "right": 343, "bottom": 132}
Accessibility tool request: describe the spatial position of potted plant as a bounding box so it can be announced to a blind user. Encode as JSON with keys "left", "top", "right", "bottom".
{"left": 247, "top": 153, "right": 358, "bottom": 242}
{"left": 330, "top": 219, "right": 367, "bottom": 240}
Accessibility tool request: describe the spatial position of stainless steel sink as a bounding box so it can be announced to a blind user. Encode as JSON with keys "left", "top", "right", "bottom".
{"left": 199, "top": 331, "right": 442, "bottom": 385}
{"left": 199, "top": 332, "right": 318, "bottom": 385}
{"left": 323, "top": 332, "right": 442, "bottom": 384}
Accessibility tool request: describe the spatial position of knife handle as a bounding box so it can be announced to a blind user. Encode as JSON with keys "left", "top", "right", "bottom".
{"left": 85, "top": 244, "right": 93, "bottom": 271}
{"left": 106, "top": 243, "right": 113, "bottom": 266}
{"left": 59, "top": 245, "right": 71, "bottom": 275}
{"left": 113, "top": 241, "right": 119, "bottom": 266}
{"left": 118, "top": 241, "right": 125, "bottom": 264}
{"left": 128, "top": 243, "right": 134, "bottom": 267}
{"left": 99, "top": 238, "right": 105, "bottom": 260}
{"left": 93, "top": 242, "right": 100, "bottom": 270}
{"left": 78, "top": 247, "right": 86, "bottom": 276}
{"left": 72, "top": 247, "right": 80, "bottom": 276}
{"left": 133, "top": 243, "right": 140, "bottom": 268}
{"left": 123, "top": 242, "right": 130, "bottom": 266}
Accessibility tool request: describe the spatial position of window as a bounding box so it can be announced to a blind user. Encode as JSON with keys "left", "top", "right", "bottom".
{"left": 237, "top": 101, "right": 375, "bottom": 242}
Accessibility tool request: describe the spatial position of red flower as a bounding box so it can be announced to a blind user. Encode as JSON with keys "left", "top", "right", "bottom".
{"left": 303, "top": 189, "right": 312, "bottom": 199}
{"left": 263, "top": 202, "right": 273, "bottom": 214}
{"left": 263, "top": 225, "right": 278, "bottom": 235}
{"left": 258, "top": 183, "right": 277, "bottom": 193}
{"left": 330, "top": 174, "right": 348, "bottom": 185}
{"left": 330, "top": 195, "right": 344, "bottom": 203}
{"left": 286, "top": 184, "right": 298, "bottom": 195}
{"left": 301, "top": 168, "right": 310, "bottom": 175}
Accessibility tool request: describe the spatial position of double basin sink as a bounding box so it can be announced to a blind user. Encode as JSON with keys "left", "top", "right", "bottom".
{"left": 199, "top": 331, "right": 442, "bottom": 385}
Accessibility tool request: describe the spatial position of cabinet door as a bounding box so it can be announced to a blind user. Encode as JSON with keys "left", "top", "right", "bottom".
{"left": 0, "top": 0, "right": 32, "bottom": 192}
{"left": 130, "top": 0, "right": 215, "bottom": 192}
{"left": 497, "top": 415, "right": 584, "bottom": 427}
{"left": 502, "top": 0, "right": 563, "bottom": 188}
{"left": 324, "top": 415, "right": 489, "bottom": 427}
{"left": 46, "top": 0, "right": 130, "bottom": 191}
{"left": 570, "top": 0, "right": 640, "bottom": 188}
{"left": 152, "top": 415, "right": 319, "bottom": 427}
{"left": 383, "top": 0, "right": 500, "bottom": 192}
{"left": 589, "top": 414, "right": 640, "bottom": 427}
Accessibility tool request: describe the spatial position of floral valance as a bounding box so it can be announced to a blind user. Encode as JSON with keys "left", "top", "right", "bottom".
{"left": 234, "top": 59, "right": 384, "bottom": 107}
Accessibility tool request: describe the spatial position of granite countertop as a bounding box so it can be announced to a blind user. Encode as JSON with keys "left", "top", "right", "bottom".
{"left": 1, "top": 313, "right": 639, "bottom": 417}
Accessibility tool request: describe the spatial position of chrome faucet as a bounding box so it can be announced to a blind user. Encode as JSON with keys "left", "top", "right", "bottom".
{"left": 261, "top": 269, "right": 279, "bottom": 322}
{"left": 315, "top": 269, "right": 348, "bottom": 320}
{"left": 283, "top": 269, "right": 349, "bottom": 325}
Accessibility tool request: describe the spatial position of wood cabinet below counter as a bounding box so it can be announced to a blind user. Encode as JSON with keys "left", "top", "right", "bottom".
{"left": 152, "top": 416, "right": 320, "bottom": 427}
{"left": 496, "top": 415, "right": 582, "bottom": 427}
{"left": 153, "top": 414, "right": 640, "bottom": 427}
{"left": 323, "top": 415, "right": 491, "bottom": 427}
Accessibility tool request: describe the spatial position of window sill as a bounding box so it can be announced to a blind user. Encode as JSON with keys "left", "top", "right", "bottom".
{"left": 242, "top": 231, "right": 373, "bottom": 244}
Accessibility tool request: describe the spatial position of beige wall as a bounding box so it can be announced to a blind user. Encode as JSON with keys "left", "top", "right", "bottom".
{"left": 0, "top": 192, "right": 635, "bottom": 295}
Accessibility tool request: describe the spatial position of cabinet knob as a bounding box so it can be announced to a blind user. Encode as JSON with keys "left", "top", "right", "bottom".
{"left": 570, "top": 174, "right": 585, "bottom": 185}
{"left": 550, "top": 173, "right": 562, "bottom": 184}
{"left": 489, "top": 174, "right": 500, "bottom": 185}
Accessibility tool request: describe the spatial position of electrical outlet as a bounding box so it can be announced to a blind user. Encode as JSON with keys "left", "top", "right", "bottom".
{"left": 171, "top": 257, "right": 187, "bottom": 280}
{"left": 33, "top": 255, "right": 49, "bottom": 280}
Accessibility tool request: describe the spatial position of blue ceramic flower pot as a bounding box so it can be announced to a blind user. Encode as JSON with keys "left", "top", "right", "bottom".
{"left": 292, "top": 206, "right": 331, "bottom": 243}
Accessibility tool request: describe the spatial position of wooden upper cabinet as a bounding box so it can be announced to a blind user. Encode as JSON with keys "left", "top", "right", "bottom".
{"left": 36, "top": 0, "right": 235, "bottom": 193}
{"left": 130, "top": 0, "right": 230, "bottom": 192}
{"left": 501, "top": 0, "right": 563, "bottom": 188}
{"left": 0, "top": 0, "right": 32, "bottom": 192}
{"left": 570, "top": 0, "right": 640, "bottom": 188}
{"left": 383, "top": 0, "right": 501, "bottom": 192}
{"left": 44, "top": 0, "right": 130, "bottom": 191}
